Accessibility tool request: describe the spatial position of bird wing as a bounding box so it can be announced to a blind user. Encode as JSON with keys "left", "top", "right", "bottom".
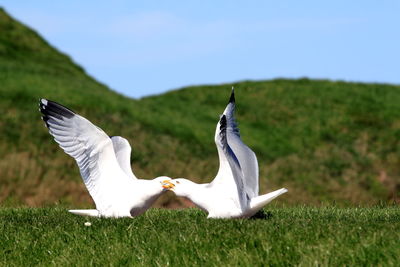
{"left": 222, "top": 88, "right": 259, "bottom": 198}
{"left": 39, "top": 99, "right": 135, "bottom": 212}
{"left": 212, "top": 114, "right": 248, "bottom": 209}
{"left": 110, "top": 136, "right": 138, "bottom": 180}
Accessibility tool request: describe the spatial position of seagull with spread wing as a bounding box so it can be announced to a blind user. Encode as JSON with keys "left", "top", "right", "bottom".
{"left": 168, "top": 89, "right": 288, "bottom": 218}
{"left": 39, "top": 99, "right": 174, "bottom": 218}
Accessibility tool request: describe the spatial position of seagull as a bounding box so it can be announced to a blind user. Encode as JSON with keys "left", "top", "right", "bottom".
{"left": 39, "top": 99, "right": 174, "bottom": 218}
{"left": 168, "top": 89, "right": 288, "bottom": 218}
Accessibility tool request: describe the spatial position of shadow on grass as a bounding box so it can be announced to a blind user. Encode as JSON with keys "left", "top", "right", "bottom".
{"left": 250, "top": 210, "right": 273, "bottom": 220}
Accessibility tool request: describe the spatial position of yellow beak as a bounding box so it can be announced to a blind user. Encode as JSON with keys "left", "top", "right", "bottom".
{"left": 161, "top": 180, "right": 175, "bottom": 190}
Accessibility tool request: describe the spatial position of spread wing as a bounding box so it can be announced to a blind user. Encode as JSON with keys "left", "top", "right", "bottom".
{"left": 39, "top": 99, "right": 135, "bottom": 211}
{"left": 211, "top": 88, "right": 259, "bottom": 207}
{"left": 211, "top": 114, "right": 248, "bottom": 209}
{"left": 110, "top": 136, "right": 138, "bottom": 180}
{"left": 222, "top": 88, "right": 259, "bottom": 198}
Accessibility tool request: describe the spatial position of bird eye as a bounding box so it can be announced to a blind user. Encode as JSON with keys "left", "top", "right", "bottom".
{"left": 176, "top": 181, "right": 180, "bottom": 184}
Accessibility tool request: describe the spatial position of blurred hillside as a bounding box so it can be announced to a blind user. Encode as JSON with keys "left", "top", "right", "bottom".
{"left": 0, "top": 8, "right": 399, "bottom": 208}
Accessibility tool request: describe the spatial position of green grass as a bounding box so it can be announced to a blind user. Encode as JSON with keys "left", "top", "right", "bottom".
{"left": 0, "top": 7, "right": 400, "bottom": 207}
{"left": 1, "top": 207, "right": 399, "bottom": 266}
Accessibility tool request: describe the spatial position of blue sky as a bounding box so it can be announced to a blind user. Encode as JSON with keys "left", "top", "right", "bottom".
{"left": 1, "top": 1, "right": 399, "bottom": 98}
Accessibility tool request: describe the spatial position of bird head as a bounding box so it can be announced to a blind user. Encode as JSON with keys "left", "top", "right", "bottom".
{"left": 165, "top": 178, "right": 196, "bottom": 197}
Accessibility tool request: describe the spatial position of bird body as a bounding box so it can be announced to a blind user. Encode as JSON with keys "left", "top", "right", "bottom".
{"left": 170, "top": 89, "right": 288, "bottom": 218}
{"left": 39, "top": 99, "right": 172, "bottom": 218}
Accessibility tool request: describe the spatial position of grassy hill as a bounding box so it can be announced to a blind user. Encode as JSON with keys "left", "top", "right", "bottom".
{"left": 0, "top": 7, "right": 399, "bottom": 208}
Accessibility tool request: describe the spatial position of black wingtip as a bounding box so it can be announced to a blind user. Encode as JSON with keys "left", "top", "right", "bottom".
{"left": 219, "top": 114, "right": 227, "bottom": 131}
{"left": 39, "top": 99, "right": 50, "bottom": 127}
{"left": 38, "top": 98, "right": 76, "bottom": 127}
{"left": 229, "top": 87, "right": 235, "bottom": 104}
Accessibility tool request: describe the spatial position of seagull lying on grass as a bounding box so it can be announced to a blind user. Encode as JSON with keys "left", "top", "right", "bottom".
{"left": 168, "top": 89, "right": 288, "bottom": 218}
{"left": 39, "top": 99, "right": 174, "bottom": 218}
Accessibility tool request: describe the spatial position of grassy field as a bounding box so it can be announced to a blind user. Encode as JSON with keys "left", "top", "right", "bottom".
{"left": 1, "top": 206, "right": 399, "bottom": 266}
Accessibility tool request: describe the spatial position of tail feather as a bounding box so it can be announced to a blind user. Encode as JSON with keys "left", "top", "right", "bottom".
{"left": 68, "top": 209, "right": 100, "bottom": 217}
{"left": 248, "top": 188, "right": 288, "bottom": 215}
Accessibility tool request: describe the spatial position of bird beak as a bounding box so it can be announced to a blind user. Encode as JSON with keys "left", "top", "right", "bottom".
{"left": 161, "top": 180, "right": 175, "bottom": 190}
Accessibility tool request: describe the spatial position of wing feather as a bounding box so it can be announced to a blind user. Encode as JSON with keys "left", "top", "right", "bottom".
{"left": 110, "top": 136, "right": 138, "bottom": 180}
{"left": 222, "top": 88, "right": 259, "bottom": 198}
{"left": 212, "top": 114, "right": 248, "bottom": 209}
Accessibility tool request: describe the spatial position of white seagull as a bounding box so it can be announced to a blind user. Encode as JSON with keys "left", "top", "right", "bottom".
{"left": 168, "top": 89, "right": 288, "bottom": 218}
{"left": 39, "top": 99, "right": 174, "bottom": 218}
